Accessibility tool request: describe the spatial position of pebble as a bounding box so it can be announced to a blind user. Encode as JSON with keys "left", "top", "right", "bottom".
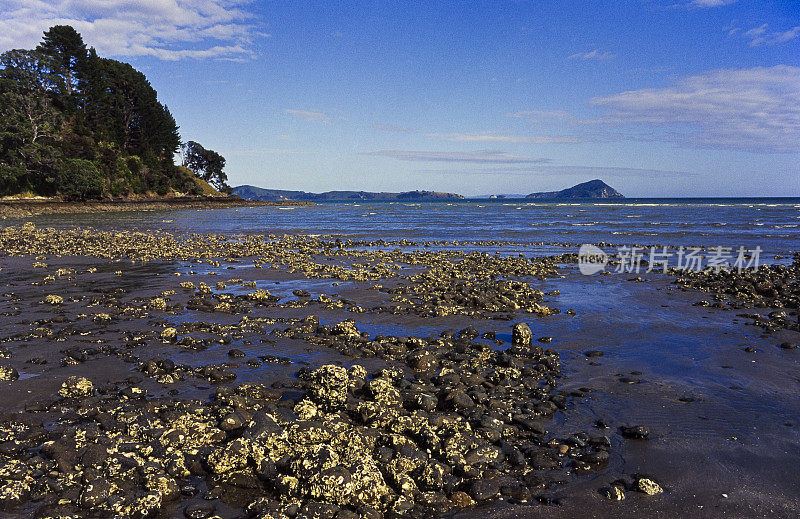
{"left": 0, "top": 365, "right": 19, "bottom": 381}
{"left": 636, "top": 477, "right": 663, "bottom": 495}
{"left": 602, "top": 485, "right": 625, "bottom": 501}
{"left": 184, "top": 501, "right": 216, "bottom": 519}
{"left": 58, "top": 376, "right": 94, "bottom": 398}
{"left": 620, "top": 425, "right": 650, "bottom": 439}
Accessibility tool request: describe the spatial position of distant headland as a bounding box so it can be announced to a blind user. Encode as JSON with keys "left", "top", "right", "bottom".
{"left": 233, "top": 179, "right": 625, "bottom": 202}
{"left": 232, "top": 186, "right": 466, "bottom": 202}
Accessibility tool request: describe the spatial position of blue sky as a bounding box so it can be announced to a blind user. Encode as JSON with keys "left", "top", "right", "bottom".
{"left": 1, "top": 1, "right": 799, "bottom": 196}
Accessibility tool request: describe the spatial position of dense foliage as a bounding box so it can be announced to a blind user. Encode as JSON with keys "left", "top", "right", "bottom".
{"left": 0, "top": 26, "right": 228, "bottom": 200}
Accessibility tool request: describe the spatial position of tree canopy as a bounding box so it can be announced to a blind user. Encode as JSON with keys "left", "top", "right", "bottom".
{"left": 182, "top": 141, "right": 230, "bottom": 192}
{"left": 0, "top": 25, "right": 227, "bottom": 200}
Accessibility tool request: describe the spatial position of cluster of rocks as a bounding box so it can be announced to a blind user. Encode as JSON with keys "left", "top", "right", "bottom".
{"left": 0, "top": 323, "right": 616, "bottom": 518}
{"left": 672, "top": 255, "right": 800, "bottom": 332}
{"left": 381, "top": 253, "right": 560, "bottom": 318}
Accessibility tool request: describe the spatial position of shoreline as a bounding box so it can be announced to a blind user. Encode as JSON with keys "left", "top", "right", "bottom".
{"left": 0, "top": 196, "right": 314, "bottom": 219}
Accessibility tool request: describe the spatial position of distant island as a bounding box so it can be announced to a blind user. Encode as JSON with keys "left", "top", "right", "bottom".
{"left": 235, "top": 179, "right": 624, "bottom": 202}
{"left": 233, "top": 186, "right": 465, "bottom": 202}
{"left": 525, "top": 179, "right": 624, "bottom": 199}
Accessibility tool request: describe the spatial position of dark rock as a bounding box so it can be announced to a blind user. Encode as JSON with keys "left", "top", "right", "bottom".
{"left": 466, "top": 478, "right": 501, "bottom": 501}
{"left": 620, "top": 425, "right": 650, "bottom": 439}
{"left": 184, "top": 501, "right": 216, "bottom": 518}
{"left": 80, "top": 477, "right": 111, "bottom": 508}
{"left": 220, "top": 412, "right": 246, "bottom": 431}
{"left": 512, "top": 416, "right": 546, "bottom": 435}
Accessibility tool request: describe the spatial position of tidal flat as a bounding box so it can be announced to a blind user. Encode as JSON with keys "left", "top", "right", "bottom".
{"left": 0, "top": 223, "right": 798, "bottom": 518}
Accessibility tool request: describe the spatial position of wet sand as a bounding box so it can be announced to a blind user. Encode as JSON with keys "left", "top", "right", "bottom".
{"left": 0, "top": 224, "right": 797, "bottom": 518}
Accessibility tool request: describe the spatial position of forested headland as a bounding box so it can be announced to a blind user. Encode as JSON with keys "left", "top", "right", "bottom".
{"left": 0, "top": 26, "right": 229, "bottom": 200}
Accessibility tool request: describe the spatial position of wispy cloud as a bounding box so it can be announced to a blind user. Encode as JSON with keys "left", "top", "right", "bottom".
{"left": 416, "top": 165, "right": 695, "bottom": 178}
{"left": 285, "top": 109, "right": 330, "bottom": 123}
{"left": 591, "top": 65, "right": 800, "bottom": 153}
{"left": 0, "top": 0, "right": 263, "bottom": 60}
{"left": 689, "top": 0, "right": 737, "bottom": 7}
{"left": 373, "top": 124, "right": 414, "bottom": 133}
{"left": 361, "top": 150, "right": 551, "bottom": 164}
{"left": 568, "top": 49, "right": 614, "bottom": 61}
{"left": 737, "top": 23, "right": 800, "bottom": 46}
{"left": 507, "top": 110, "right": 573, "bottom": 120}
{"left": 429, "top": 132, "right": 583, "bottom": 144}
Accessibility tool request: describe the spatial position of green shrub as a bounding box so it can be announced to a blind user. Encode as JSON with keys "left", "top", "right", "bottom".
{"left": 57, "top": 158, "right": 105, "bottom": 200}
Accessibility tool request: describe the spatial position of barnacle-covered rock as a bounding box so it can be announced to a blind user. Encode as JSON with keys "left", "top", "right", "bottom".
{"left": 304, "top": 365, "right": 350, "bottom": 411}
{"left": 43, "top": 294, "right": 63, "bottom": 305}
{"left": 0, "top": 366, "right": 19, "bottom": 381}
{"left": 161, "top": 327, "right": 178, "bottom": 343}
{"left": 58, "top": 376, "right": 94, "bottom": 398}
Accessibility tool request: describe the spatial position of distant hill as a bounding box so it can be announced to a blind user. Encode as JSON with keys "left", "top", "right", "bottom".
{"left": 526, "top": 179, "right": 624, "bottom": 199}
{"left": 234, "top": 180, "right": 623, "bottom": 201}
{"left": 232, "top": 185, "right": 465, "bottom": 202}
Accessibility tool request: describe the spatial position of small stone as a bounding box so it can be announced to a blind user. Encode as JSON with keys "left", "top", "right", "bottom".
{"left": 80, "top": 478, "right": 112, "bottom": 508}
{"left": 0, "top": 366, "right": 19, "bottom": 381}
{"left": 332, "top": 320, "right": 361, "bottom": 338}
{"left": 180, "top": 485, "right": 198, "bottom": 497}
{"left": 149, "top": 297, "right": 168, "bottom": 311}
{"left": 43, "top": 294, "right": 63, "bottom": 305}
{"left": 449, "top": 491, "right": 474, "bottom": 508}
{"left": 184, "top": 501, "right": 215, "bottom": 519}
{"left": 636, "top": 478, "right": 663, "bottom": 495}
{"left": 602, "top": 485, "right": 625, "bottom": 501}
{"left": 220, "top": 412, "right": 246, "bottom": 431}
{"left": 512, "top": 323, "right": 533, "bottom": 347}
{"left": 466, "top": 478, "right": 501, "bottom": 501}
{"left": 59, "top": 376, "right": 94, "bottom": 398}
{"left": 620, "top": 425, "right": 650, "bottom": 439}
{"left": 779, "top": 342, "right": 797, "bottom": 350}
{"left": 161, "top": 327, "right": 178, "bottom": 343}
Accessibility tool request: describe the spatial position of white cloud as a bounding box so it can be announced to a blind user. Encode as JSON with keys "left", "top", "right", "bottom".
{"left": 285, "top": 109, "right": 330, "bottom": 123}
{"left": 568, "top": 49, "right": 614, "bottom": 61}
{"left": 361, "top": 150, "right": 551, "bottom": 164}
{"left": 0, "top": 0, "right": 262, "bottom": 60}
{"left": 429, "top": 132, "right": 582, "bottom": 144}
{"left": 591, "top": 65, "right": 800, "bottom": 153}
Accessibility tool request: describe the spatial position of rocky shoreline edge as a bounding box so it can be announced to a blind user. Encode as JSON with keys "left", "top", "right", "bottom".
{"left": 0, "top": 197, "right": 313, "bottom": 219}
